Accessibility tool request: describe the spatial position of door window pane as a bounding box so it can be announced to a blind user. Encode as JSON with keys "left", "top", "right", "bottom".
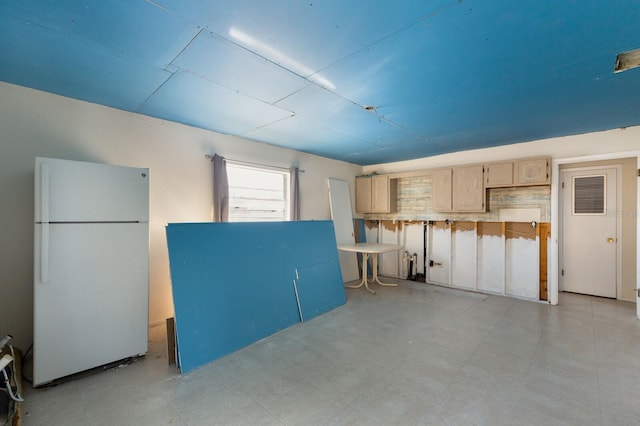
{"left": 573, "top": 175, "right": 605, "bottom": 215}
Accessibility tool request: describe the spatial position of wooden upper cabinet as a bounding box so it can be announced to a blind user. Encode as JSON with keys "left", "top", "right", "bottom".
{"left": 432, "top": 168, "right": 453, "bottom": 212}
{"left": 355, "top": 176, "right": 372, "bottom": 213}
{"left": 355, "top": 175, "right": 396, "bottom": 213}
{"left": 484, "top": 157, "right": 550, "bottom": 187}
{"left": 516, "top": 157, "right": 550, "bottom": 185}
{"left": 485, "top": 162, "right": 514, "bottom": 187}
{"left": 452, "top": 165, "right": 486, "bottom": 212}
{"left": 371, "top": 175, "right": 396, "bottom": 213}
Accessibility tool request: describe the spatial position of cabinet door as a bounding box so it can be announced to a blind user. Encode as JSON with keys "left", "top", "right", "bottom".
{"left": 432, "top": 169, "right": 452, "bottom": 212}
{"left": 371, "top": 175, "right": 396, "bottom": 213}
{"left": 452, "top": 165, "right": 485, "bottom": 211}
{"left": 355, "top": 177, "right": 372, "bottom": 213}
{"left": 485, "top": 162, "right": 513, "bottom": 187}
{"left": 516, "top": 158, "right": 549, "bottom": 185}
{"left": 371, "top": 175, "right": 388, "bottom": 212}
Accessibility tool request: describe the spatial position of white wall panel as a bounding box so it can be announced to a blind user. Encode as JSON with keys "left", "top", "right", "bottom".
{"left": 379, "top": 221, "right": 400, "bottom": 277}
{"left": 505, "top": 223, "right": 540, "bottom": 300}
{"left": 451, "top": 223, "right": 476, "bottom": 290}
{"left": 428, "top": 222, "right": 451, "bottom": 285}
{"left": 364, "top": 220, "right": 379, "bottom": 244}
{"left": 477, "top": 223, "right": 506, "bottom": 294}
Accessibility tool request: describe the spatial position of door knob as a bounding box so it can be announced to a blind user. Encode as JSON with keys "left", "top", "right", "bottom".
{"left": 607, "top": 237, "right": 615, "bottom": 243}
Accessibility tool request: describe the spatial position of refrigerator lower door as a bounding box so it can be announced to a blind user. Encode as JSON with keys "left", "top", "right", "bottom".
{"left": 34, "top": 222, "right": 149, "bottom": 386}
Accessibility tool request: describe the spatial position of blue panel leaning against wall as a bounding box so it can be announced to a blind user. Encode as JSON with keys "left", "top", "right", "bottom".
{"left": 166, "top": 220, "right": 346, "bottom": 374}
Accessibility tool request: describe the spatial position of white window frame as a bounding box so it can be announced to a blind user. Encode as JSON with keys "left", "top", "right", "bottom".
{"left": 226, "top": 162, "right": 291, "bottom": 222}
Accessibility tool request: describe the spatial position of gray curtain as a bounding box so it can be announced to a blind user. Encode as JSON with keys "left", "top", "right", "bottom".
{"left": 290, "top": 167, "right": 300, "bottom": 221}
{"left": 212, "top": 154, "right": 229, "bottom": 222}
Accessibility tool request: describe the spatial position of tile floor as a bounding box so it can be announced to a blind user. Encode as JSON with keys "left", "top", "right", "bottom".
{"left": 20, "top": 280, "right": 640, "bottom": 425}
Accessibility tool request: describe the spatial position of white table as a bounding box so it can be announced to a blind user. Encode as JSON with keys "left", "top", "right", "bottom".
{"left": 338, "top": 243, "right": 403, "bottom": 294}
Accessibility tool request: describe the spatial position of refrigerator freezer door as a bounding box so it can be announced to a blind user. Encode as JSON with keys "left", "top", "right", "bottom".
{"left": 35, "top": 157, "right": 149, "bottom": 223}
{"left": 33, "top": 222, "right": 149, "bottom": 386}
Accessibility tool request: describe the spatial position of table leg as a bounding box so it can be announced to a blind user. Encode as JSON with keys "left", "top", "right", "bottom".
{"left": 345, "top": 252, "right": 376, "bottom": 294}
{"left": 372, "top": 253, "right": 398, "bottom": 287}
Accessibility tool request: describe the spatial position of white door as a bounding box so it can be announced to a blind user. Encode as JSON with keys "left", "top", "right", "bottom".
{"left": 561, "top": 167, "right": 619, "bottom": 298}
{"left": 327, "top": 179, "right": 359, "bottom": 282}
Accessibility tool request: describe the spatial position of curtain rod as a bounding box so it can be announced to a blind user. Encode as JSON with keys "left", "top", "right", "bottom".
{"left": 205, "top": 154, "right": 305, "bottom": 173}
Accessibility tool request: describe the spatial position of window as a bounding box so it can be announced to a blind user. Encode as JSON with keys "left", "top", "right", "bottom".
{"left": 227, "top": 163, "right": 291, "bottom": 222}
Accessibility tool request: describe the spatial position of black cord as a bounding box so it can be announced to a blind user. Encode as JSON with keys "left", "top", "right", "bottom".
{"left": 21, "top": 343, "right": 34, "bottom": 384}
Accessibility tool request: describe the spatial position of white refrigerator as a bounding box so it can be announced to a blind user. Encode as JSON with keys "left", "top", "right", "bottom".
{"left": 33, "top": 157, "right": 149, "bottom": 386}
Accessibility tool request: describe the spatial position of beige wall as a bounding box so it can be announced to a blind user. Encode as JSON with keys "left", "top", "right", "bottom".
{"left": 0, "top": 82, "right": 361, "bottom": 350}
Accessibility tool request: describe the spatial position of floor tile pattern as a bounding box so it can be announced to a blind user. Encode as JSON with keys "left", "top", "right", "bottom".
{"left": 21, "top": 281, "right": 640, "bottom": 425}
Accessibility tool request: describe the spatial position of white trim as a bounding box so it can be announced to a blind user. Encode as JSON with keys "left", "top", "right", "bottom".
{"left": 550, "top": 150, "right": 640, "bottom": 309}
{"left": 552, "top": 150, "right": 640, "bottom": 165}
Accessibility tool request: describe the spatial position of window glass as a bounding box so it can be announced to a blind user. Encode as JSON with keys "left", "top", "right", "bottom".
{"left": 227, "top": 164, "right": 290, "bottom": 222}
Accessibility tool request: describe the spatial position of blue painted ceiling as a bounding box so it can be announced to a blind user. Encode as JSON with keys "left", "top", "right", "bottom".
{"left": 1, "top": 1, "right": 639, "bottom": 165}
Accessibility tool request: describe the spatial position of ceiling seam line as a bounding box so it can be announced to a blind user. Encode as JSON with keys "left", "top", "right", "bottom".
{"left": 302, "top": 78, "right": 429, "bottom": 140}
{"left": 131, "top": 26, "right": 203, "bottom": 111}
{"left": 272, "top": 86, "right": 313, "bottom": 105}
{"left": 144, "top": 0, "right": 182, "bottom": 17}
{"left": 200, "top": 1, "right": 462, "bottom": 97}
{"left": 5, "top": 7, "right": 203, "bottom": 72}
{"left": 170, "top": 66, "right": 297, "bottom": 113}
{"left": 237, "top": 115, "right": 299, "bottom": 136}
{"left": 178, "top": 30, "right": 340, "bottom": 112}
{"left": 309, "top": 0, "right": 464, "bottom": 77}
{"left": 239, "top": 115, "right": 375, "bottom": 147}
{"left": 164, "top": 28, "right": 204, "bottom": 70}
{"left": 155, "top": 33, "right": 424, "bottom": 143}
{"left": 135, "top": 71, "right": 177, "bottom": 113}
{"left": 3, "top": 14, "right": 129, "bottom": 61}
{"left": 208, "top": 32, "right": 318, "bottom": 83}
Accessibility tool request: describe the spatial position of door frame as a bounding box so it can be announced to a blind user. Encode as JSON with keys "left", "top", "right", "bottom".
{"left": 549, "top": 150, "right": 640, "bottom": 316}
{"left": 558, "top": 165, "right": 622, "bottom": 298}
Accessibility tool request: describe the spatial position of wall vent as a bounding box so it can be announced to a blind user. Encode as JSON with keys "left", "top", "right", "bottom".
{"left": 614, "top": 48, "right": 640, "bottom": 73}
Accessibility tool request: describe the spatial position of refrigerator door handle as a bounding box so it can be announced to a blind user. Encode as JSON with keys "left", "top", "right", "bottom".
{"left": 41, "top": 161, "right": 50, "bottom": 223}
{"left": 40, "top": 223, "right": 49, "bottom": 283}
